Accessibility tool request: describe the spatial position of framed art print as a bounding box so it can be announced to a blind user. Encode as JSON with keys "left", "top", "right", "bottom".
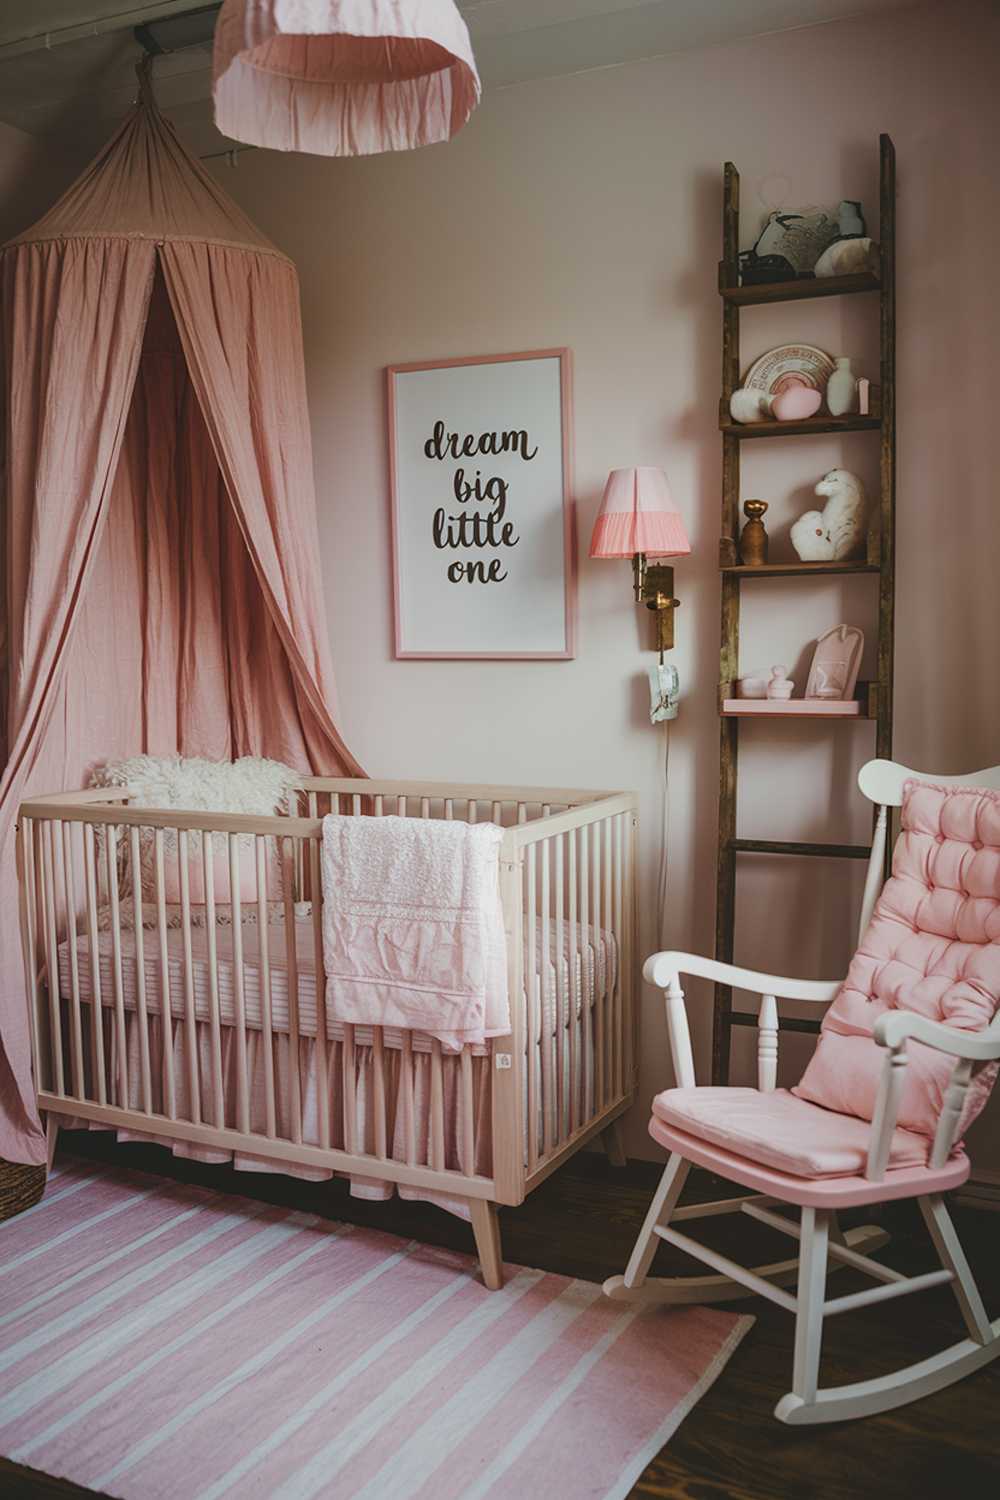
{"left": 387, "top": 348, "right": 575, "bottom": 659}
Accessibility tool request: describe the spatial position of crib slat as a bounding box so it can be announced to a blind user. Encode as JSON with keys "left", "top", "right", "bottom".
{"left": 61, "top": 820, "right": 85, "bottom": 1100}
{"left": 288, "top": 790, "right": 304, "bottom": 895}
{"left": 517, "top": 803, "right": 527, "bottom": 825}
{"left": 104, "top": 825, "right": 128, "bottom": 1107}
{"left": 199, "top": 834, "right": 223, "bottom": 1128}
{"left": 592, "top": 820, "right": 604, "bottom": 1109}
{"left": 554, "top": 831, "right": 566, "bottom": 1143}
{"left": 460, "top": 1047, "right": 475, "bottom": 1176}
{"left": 176, "top": 831, "right": 201, "bottom": 1125}
{"left": 202, "top": 831, "right": 225, "bottom": 1130}
{"left": 40, "top": 822, "right": 65, "bottom": 1096}
{"left": 540, "top": 837, "right": 553, "bottom": 1155}
{"left": 580, "top": 821, "right": 592, "bottom": 1115}
{"left": 612, "top": 814, "right": 624, "bottom": 1100}
{"left": 228, "top": 834, "right": 249, "bottom": 1134}
{"left": 153, "top": 829, "right": 175, "bottom": 1119}
{"left": 444, "top": 799, "right": 453, "bottom": 821}
{"left": 281, "top": 836, "right": 303, "bottom": 1145}
{"left": 372, "top": 1028, "right": 387, "bottom": 1159}
{"left": 397, "top": 795, "right": 407, "bottom": 816}
{"left": 525, "top": 843, "right": 538, "bottom": 1172}
{"left": 375, "top": 795, "right": 384, "bottom": 818}
{"left": 256, "top": 836, "right": 276, "bottom": 1139}
{"left": 402, "top": 1030, "right": 416, "bottom": 1165}
{"left": 18, "top": 819, "right": 45, "bottom": 1093}
{"left": 602, "top": 817, "right": 613, "bottom": 1109}
{"left": 309, "top": 836, "right": 331, "bottom": 1149}
{"left": 342, "top": 1022, "right": 357, "bottom": 1154}
{"left": 430, "top": 1038, "right": 445, "bottom": 1173}
{"left": 82, "top": 824, "right": 107, "bottom": 1106}
{"left": 128, "top": 826, "right": 152, "bottom": 1113}
{"left": 421, "top": 797, "right": 430, "bottom": 819}
{"left": 467, "top": 799, "right": 477, "bottom": 824}
{"left": 306, "top": 795, "right": 319, "bottom": 907}
{"left": 491, "top": 801, "right": 502, "bottom": 825}
{"left": 626, "top": 807, "right": 637, "bottom": 1092}
{"left": 568, "top": 824, "right": 579, "bottom": 1135}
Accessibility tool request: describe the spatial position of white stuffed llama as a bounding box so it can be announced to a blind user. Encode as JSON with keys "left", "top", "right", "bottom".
{"left": 790, "top": 469, "right": 868, "bottom": 561}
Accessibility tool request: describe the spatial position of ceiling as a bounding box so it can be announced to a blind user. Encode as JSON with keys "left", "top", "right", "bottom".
{"left": 0, "top": 0, "right": 912, "bottom": 158}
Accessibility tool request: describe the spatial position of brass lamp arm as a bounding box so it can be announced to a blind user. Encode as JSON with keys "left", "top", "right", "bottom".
{"left": 633, "top": 552, "right": 680, "bottom": 652}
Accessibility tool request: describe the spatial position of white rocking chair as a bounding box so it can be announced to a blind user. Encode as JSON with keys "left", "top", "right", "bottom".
{"left": 605, "top": 759, "right": 1000, "bottom": 1423}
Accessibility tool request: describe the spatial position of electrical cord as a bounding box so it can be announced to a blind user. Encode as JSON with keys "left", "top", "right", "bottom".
{"left": 656, "top": 719, "right": 671, "bottom": 952}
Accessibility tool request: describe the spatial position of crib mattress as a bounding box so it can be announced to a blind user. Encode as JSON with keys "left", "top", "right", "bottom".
{"left": 56, "top": 914, "right": 616, "bottom": 1053}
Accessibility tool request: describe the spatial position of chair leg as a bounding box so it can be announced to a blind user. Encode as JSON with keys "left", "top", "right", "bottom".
{"left": 791, "top": 1207, "right": 830, "bottom": 1406}
{"left": 45, "top": 1114, "right": 59, "bottom": 1173}
{"left": 920, "top": 1194, "right": 992, "bottom": 1344}
{"left": 601, "top": 1117, "right": 628, "bottom": 1168}
{"left": 600, "top": 1153, "right": 690, "bottom": 1300}
{"left": 469, "top": 1200, "right": 504, "bottom": 1291}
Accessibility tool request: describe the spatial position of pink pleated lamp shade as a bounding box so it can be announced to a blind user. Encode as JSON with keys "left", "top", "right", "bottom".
{"left": 589, "top": 467, "right": 691, "bottom": 559}
{"left": 213, "top": 0, "right": 481, "bottom": 156}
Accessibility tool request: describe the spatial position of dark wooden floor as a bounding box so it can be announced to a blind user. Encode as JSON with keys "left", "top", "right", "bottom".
{"left": 3, "top": 1132, "right": 999, "bottom": 1499}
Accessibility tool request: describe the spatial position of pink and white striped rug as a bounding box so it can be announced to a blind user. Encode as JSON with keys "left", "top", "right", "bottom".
{"left": 0, "top": 1161, "right": 751, "bottom": 1499}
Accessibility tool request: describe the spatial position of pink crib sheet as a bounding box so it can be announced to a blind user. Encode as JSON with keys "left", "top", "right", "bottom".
{"left": 56, "top": 913, "right": 616, "bottom": 1050}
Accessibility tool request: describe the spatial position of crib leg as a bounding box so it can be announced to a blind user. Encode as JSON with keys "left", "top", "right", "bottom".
{"left": 470, "top": 1200, "right": 504, "bottom": 1290}
{"left": 602, "top": 1118, "right": 628, "bottom": 1168}
{"left": 45, "top": 1114, "right": 60, "bottom": 1173}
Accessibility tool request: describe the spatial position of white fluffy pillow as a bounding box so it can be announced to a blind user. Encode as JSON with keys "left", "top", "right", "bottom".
{"left": 92, "top": 754, "right": 300, "bottom": 817}
{"left": 91, "top": 755, "right": 302, "bottom": 904}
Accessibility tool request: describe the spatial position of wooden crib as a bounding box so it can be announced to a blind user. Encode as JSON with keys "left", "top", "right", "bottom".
{"left": 17, "top": 779, "right": 638, "bottom": 1286}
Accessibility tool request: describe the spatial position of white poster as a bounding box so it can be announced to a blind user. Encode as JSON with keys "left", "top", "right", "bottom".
{"left": 388, "top": 350, "right": 575, "bottom": 658}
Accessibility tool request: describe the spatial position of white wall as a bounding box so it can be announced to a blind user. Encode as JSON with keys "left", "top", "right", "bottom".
{"left": 210, "top": 0, "right": 1000, "bottom": 1163}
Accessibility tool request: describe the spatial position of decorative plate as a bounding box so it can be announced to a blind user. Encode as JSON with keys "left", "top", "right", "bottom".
{"left": 742, "top": 344, "right": 834, "bottom": 398}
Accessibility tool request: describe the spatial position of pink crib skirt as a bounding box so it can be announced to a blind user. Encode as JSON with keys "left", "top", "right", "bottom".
{"left": 56, "top": 914, "right": 612, "bottom": 1219}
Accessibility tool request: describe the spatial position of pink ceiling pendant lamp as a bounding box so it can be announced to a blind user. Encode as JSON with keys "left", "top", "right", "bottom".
{"left": 590, "top": 466, "right": 691, "bottom": 653}
{"left": 213, "top": 0, "right": 481, "bottom": 156}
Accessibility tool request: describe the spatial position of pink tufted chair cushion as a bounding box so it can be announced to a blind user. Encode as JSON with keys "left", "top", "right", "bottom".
{"left": 793, "top": 781, "right": 1000, "bottom": 1142}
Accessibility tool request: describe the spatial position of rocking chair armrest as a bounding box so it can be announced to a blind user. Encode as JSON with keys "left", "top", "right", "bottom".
{"left": 873, "top": 1011, "right": 1000, "bottom": 1062}
{"left": 643, "top": 950, "right": 842, "bottom": 1004}
{"left": 867, "top": 1013, "right": 1000, "bottom": 1180}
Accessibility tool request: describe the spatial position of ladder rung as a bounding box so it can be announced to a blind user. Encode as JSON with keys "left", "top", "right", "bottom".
{"left": 730, "top": 839, "right": 870, "bottom": 859}
{"left": 730, "top": 1012, "right": 822, "bottom": 1034}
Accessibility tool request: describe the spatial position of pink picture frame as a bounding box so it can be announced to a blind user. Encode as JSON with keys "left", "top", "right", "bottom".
{"left": 386, "top": 348, "right": 576, "bottom": 660}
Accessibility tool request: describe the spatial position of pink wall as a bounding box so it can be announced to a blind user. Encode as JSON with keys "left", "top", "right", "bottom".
{"left": 203, "top": 0, "right": 992, "bottom": 1169}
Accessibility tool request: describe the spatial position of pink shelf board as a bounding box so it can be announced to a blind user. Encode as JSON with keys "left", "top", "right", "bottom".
{"left": 723, "top": 698, "right": 862, "bottom": 718}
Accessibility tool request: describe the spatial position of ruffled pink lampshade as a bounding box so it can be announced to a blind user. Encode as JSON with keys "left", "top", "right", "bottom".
{"left": 589, "top": 467, "right": 691, "bottom": 559}
{"left": 213, "top": 0, "right": 481, "bottom": 156}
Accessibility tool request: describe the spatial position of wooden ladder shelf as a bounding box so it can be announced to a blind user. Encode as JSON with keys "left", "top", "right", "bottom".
{"left": 712, "top": 135, "right": 896, "bottom": 1082}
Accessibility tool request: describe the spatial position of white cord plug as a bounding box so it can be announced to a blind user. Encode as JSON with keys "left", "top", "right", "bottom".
{"left": 649, "top": 662, "right": 679, "bottom": 724}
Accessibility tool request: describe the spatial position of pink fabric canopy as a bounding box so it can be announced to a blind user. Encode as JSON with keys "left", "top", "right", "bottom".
{"left": 213, "top": 0, "right": 480, "bottom": 155}
{"left": 0, "top": 86, "right": 363, "bottom": 1166}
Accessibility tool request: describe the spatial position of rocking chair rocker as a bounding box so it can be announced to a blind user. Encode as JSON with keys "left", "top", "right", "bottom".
{"left": 605, "top": 760, "right": 1000, "bottom": 1423}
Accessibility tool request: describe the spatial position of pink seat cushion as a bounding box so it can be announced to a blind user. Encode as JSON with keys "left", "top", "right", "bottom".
{"left": 794, "top": 782, "right": 1000, "bottom": 1139}
{"left": 651, "top": 1087, "right": 929, "bottom": 1178}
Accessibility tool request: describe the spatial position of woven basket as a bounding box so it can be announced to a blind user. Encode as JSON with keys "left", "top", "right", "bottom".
{"left": 0, "top": 1159, "right": 46, "bottom": 1222}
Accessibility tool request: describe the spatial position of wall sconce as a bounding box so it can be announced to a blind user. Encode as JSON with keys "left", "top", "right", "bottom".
{"left": 589, "top": 467, "right": 691, "bottom": 654}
